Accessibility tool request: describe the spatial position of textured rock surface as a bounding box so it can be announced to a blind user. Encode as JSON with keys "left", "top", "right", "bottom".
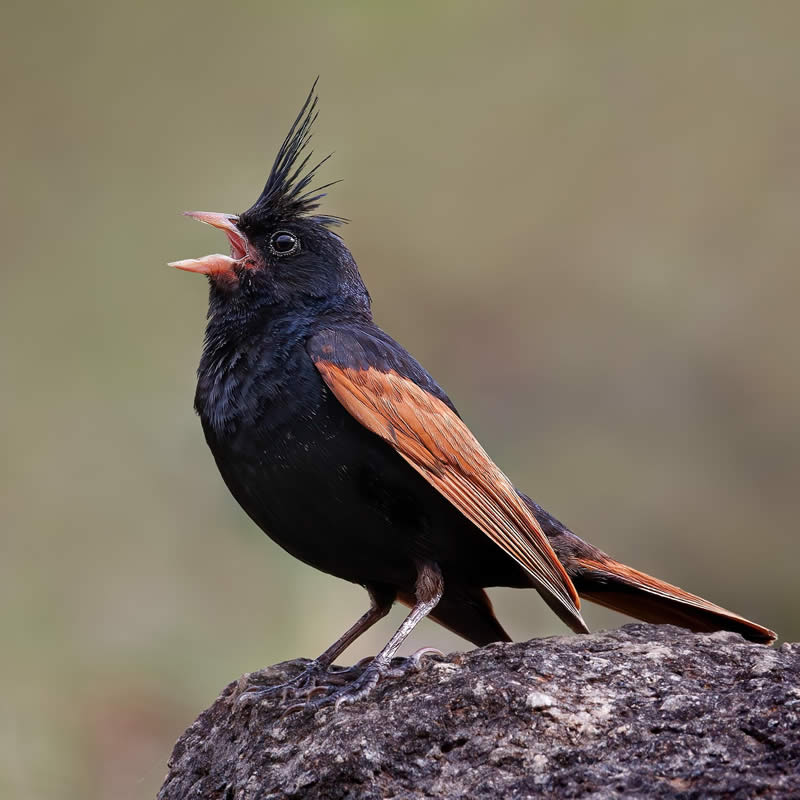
{"left": 159, "top": 624, "right": 799, "bottom": 799}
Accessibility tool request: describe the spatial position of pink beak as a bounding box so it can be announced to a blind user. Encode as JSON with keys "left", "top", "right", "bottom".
{"left": 169, "top": 211, "right": 249, "bottom": 277}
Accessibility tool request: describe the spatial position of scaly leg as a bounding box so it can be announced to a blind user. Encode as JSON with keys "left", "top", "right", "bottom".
{"left": 287, "top": 562, "right": 444, "bottom": 713}
{"left": 238, "top": 584, "right": 395, "bottom": 704}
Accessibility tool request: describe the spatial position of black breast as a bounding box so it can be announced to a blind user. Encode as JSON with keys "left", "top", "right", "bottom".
{"left": 195, "top": 315, "right": 529, "bottom": 592}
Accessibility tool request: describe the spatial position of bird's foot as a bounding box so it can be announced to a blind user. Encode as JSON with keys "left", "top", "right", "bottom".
{"left": 236, "top": 657, "right": 370, "bottom": 706}
{"left": 283, "top": 646, "right": 444, "bottom": 715}
{"left": 385, "top": 646, "right": 445, "bottom": 677}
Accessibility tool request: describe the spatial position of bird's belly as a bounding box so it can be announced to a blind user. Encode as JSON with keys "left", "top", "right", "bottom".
{"left": 208, "top": 396, "right": 429, "bottom": 588}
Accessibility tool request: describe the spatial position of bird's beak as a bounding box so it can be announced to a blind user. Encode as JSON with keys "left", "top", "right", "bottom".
{"left": 169, "top": 211, "right": 249, "bottom": 278}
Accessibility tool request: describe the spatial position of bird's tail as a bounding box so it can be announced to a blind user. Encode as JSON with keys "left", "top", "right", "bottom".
{"left": 570, "top": 552, "right": 776, "bottom": 644}
{"left": 518, "top": 492, "right": 776, "bottom": 644}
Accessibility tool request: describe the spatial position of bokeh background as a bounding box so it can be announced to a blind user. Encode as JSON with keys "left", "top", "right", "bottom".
{"left": 2, "top": 2, "right": 798, "bottom": 798}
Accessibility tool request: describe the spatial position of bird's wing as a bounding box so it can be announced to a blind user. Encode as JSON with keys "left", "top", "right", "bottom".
{"left": 308, "top": 328, "right": 587, "bottom": 632}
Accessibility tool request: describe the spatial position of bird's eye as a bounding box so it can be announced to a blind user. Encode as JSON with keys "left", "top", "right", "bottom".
{"left": 269, "top": 231, "right": 300, "bottom": 257}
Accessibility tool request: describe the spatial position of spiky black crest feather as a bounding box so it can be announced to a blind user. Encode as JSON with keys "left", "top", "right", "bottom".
{"left": 244, "top": 79, "right": 345, "bottom": 228}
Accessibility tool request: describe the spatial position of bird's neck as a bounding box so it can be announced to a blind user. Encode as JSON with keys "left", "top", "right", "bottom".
{"left": 195, "top": 305, "right": 302, "bottom": 427}
{"left": 194, "top": 297, "right": 371, "bottom": 436}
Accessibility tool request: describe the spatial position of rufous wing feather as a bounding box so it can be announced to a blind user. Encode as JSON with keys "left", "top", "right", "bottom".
{"left": 308, "top": 332, "right": 587, "bottom": 634}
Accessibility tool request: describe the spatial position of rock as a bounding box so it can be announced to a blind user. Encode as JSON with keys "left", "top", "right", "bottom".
{"left": 158, "top": 624, "right": 800, "bottom": 799}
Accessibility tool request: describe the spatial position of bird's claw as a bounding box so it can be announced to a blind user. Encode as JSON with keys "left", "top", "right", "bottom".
{"left": 386, "top": 646, "right": 445, "bottom": 677}
{"left": 281, "top": 647, "right": 444, "bottom": 716}
{"left": 236, "top": 659, "right": 358, "bottom": 706}
{"left": 282, "top": 662, "right": 385, "bottom": 716}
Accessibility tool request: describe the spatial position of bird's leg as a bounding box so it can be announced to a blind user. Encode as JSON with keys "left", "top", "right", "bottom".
{"left": 288, "top": 562, "right": 444, "bottom": 713}
{"left": 237, "top": 585, "right": 395, "bottom": 704}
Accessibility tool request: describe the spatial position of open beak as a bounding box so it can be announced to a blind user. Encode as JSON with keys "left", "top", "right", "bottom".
{"left": 169, "top": 211, "right": 249, "bottom": 278}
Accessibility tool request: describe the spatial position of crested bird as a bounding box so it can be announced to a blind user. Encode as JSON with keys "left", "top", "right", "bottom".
{"left": 171, "top": 83, "right": 775, "bottom": 710}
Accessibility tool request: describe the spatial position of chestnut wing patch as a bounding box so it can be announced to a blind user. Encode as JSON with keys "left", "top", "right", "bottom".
{"left": 309, "top": 335, "right": 583, "bottom": 626}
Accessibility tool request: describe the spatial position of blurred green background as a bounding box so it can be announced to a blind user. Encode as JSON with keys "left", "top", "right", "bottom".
{"left": 2, "top": 2, "right": 798, "bottom": 798}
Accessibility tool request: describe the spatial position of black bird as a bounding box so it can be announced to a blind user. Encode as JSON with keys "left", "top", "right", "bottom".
{"left": 171, "top": 84, "right": 775, "bottom": 708}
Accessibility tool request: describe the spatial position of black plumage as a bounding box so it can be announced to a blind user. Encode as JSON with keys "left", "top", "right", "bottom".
{"left": 172, "top": 84, "right": 775, "bottom": 709}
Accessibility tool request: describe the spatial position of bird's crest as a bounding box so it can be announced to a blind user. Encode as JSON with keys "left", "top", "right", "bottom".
{"left": 244, "top": 79, "right": 345, "bottom": 227}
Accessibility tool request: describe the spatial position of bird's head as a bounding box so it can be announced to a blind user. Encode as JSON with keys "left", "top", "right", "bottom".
{"left": 171, "top": 81, "right": 369, "bottom": 316}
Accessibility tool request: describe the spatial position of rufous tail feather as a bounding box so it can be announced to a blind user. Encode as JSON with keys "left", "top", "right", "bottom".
{"left": 573, "top": 555, "right": 775, "bottom": 644}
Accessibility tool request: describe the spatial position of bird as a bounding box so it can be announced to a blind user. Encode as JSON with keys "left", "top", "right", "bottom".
{"left": 170, "top": 82, "right": 775, "bottom": 710}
